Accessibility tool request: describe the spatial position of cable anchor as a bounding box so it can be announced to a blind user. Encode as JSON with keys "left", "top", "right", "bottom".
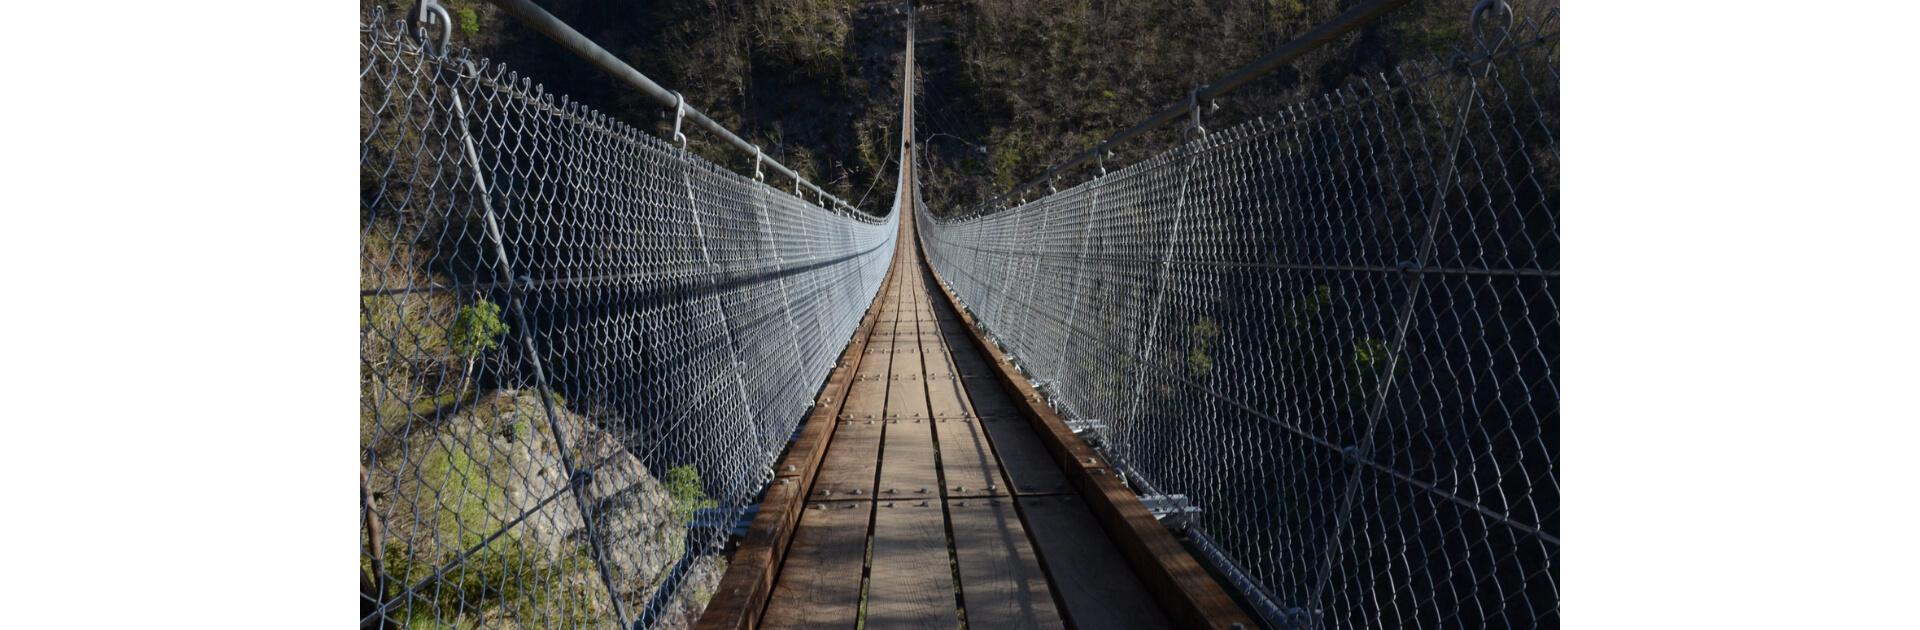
{"left": 411, "top": 0, "right": 452, "bottom": 57}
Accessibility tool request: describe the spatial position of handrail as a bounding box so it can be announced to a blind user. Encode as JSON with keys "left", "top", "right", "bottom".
{"left": 981, "top": 0, "right": 1416, "bottom": 211}
{"left": 478, "top": 0, "right": 868, "bottom": 217}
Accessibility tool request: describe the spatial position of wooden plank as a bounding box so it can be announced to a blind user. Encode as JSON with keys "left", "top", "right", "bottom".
{"left": 1017, "top": 495, "right": 1174, "bottom": 630}
{"left": 974, "top": 416, "right": 1069, "bottom": 496}
{"left": 959, "top": 377, "right": 1020, "bottom": 416}
{"left": 948, "top": 499, "right": 1064, "bottom": 630}
{"left": 878, "top": 418, "right": 941, "bottom": 498}
{"left": 935, "top": 417, "right": 1008, "bottom": 498}
{"left": 924, "top": 374, "right": 972, "bottom": 418}
{"left": 867, "top": 500, "right": 956, "bottom": 628}
{"left": 760, "top": 501, "right": 874, "bottom": 630}
{"left": 945, "top": 348, "right": 993, "bottom": 375}
{"left": 922, "top": 351, "right": 958, "bottom": 381}
{"left": 879, "top": 316, "right": 941, "bottom": 498}
{"left": 810, "top": 419, "right": 882, "bottom": 500}
{"left": 885, "top": 326, "right": 931, "bottom": 421}
{"left": 842, "top": 375, "right": 890, "bottom": 423}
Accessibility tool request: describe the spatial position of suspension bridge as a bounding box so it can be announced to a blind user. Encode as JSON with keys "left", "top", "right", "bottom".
{"left": 361, "top": 1, "right": 1558, "bottom": 628}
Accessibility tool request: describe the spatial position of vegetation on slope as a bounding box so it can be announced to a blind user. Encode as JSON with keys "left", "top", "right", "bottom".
{"left": 364, "top": 0, "right": 1552, "bottom": 216}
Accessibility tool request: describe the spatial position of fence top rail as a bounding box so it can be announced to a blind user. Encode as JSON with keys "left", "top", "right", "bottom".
{"left": 415, "top": 0, "right": 871, "bottom": 218}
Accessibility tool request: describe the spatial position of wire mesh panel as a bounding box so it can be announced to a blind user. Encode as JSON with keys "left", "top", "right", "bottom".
{"left": 918, "top": 13, "right": 1558, "bottom": 629}
{"left": 359, "top": 10, "right": 896, "bottom": 628}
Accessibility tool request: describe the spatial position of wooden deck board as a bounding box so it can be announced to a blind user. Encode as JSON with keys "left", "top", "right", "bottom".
{"left": 879, "top": 417, "right": 942, "bottom": 498}
{"left": 1016, "top": 495, "right": 1175, "bottom": 630}
{"left": 960, "top": 376, "right": 1021, "bottom": 415}
{"left": 810, "top": 419, "right": 882, "bottom": 500}
{"left": 948, "top": 500, "right": 1064, "bottom": 630}
{"left": 866, "top": 500, "right": 956, "bottom": 628}
{"left": 759, "top": 501, "right": 874, "bottom": 630}
{"left": 885, "top": 328, "right": 931, "bottom": 421}
{"left": 974, "top": 416, "right": 1069, "bottom": 495}
{"left": 925, "top": 373, "right": 973, "bottom": 418}
{"left": 935, "top": 417, "right": 1007, "bottom": 499}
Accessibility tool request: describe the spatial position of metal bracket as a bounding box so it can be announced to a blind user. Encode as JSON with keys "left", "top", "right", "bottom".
{"left": 669, "top": 91, "right": 689, "bottom": 150}
{"left": 1064, "top": 417, "right": 1108, "bottom": 436}
{"left": 1138, "top": 494, "right": 1202, "bottom": 530}
{"left": 1139, "top": 494, "right": 1201, "bottom": 515}
{"left": 753, "top": 146, "right": 766, "bottom": 181}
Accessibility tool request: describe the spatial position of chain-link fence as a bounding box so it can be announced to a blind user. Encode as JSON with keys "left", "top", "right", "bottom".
{"left": 918, "top": 11, "right": 1558, "bottom": 629}
{"left": 359, "top": 9, "right": 897, "bottom": 628}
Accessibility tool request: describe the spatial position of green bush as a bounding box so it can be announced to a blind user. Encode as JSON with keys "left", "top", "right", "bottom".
{"left": 454, "top": 6, "right": 480, "bottom": 37}
{"left": 450, "top": 299, "right": 509, "bottom": 357}
{"left": 667, "top": 464, "right": 718, "bottom": 526}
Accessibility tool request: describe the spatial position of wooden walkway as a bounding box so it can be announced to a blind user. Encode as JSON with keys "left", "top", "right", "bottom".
{"left": 762, "top": 216, "right": 1165, "bottom": 630}
{"left": 696, "top": 20, "right": 1251, "bottom": 629}
{"left": 697, "top": 208, "right": 1255, "bottom": 630}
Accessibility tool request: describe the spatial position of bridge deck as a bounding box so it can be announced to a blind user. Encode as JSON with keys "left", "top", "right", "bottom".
{"left": 698, "top": 20, "right": 1251, "bottom": 628}
{"left": 764, "top": 214, "right": 1172, "bottom": 629}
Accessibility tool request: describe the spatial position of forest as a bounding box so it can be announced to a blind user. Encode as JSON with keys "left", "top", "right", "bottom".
{"left": 364, "top": 0, "right": 1549, "bottom": 215}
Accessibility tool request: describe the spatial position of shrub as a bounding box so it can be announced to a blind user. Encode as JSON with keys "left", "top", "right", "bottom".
{"left": 454, "top": 6, "right": 480, "bottom": 37}
{"left": 450, "top": 299, "right": 509, "bottom": 357}
{"left": 667, "top": 464, "right": 718, "bottom": 526}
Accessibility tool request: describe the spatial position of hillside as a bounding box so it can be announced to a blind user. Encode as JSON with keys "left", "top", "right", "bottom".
{"left": 363, "top": 0, "right": 1550, "bottom": 215}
